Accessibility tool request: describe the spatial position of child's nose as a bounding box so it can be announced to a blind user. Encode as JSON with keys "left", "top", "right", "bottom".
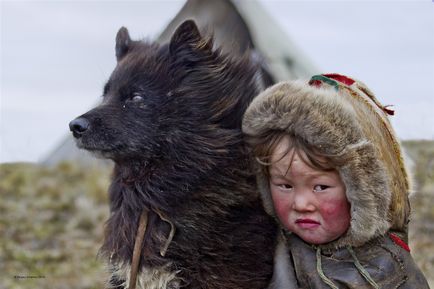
{"left": 292, "top": 191, "right": 315, "bottom": 212}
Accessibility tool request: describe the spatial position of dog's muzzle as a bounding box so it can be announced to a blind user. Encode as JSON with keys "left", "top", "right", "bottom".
{"left": 69, "top": 117, "right": 90, "bottom": 138}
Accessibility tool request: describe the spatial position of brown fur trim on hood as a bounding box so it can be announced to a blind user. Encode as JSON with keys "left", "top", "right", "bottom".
{"left": 242, "top": 76, "right": 411, "bottom": 249}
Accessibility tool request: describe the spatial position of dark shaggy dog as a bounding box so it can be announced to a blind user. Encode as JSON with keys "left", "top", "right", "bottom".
{"left": 69, "top": 20, "right": 277, "bottom": 289}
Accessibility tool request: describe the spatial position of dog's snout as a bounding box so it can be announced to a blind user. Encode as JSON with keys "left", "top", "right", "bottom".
{"left": 69, "top": 117, "right": 90, "bottom": 138}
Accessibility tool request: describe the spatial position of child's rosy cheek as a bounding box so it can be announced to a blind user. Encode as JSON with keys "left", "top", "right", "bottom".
{"left": 272, "top": 197, "right": 290, "bottom": 222}
{"left": 320, "top": 199, "right": 350, "bottom": 219}
{"left": 273, "top": 201, "right": 287, "bottom": 217}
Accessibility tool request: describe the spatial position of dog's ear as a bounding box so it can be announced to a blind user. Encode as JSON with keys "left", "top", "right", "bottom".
{"left": 169, "top": 20, "right": 212, "bottom": 59}
{"left": 116, "top": 27, "right": 131, "bottom": 62}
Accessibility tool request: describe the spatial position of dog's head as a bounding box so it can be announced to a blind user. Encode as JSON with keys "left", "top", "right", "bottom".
{"left": 69, "top": 20, "right": 261, "bottom": 162}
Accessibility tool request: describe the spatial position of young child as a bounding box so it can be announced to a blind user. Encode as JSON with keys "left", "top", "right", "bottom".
{"left": 242, "top": 74, "right": 430, "bottom": 288}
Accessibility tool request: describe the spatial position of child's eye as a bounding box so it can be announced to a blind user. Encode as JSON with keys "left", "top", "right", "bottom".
{"left": 313, "top": 185, "right": 329, "bottom": 192}
{"left": 278, "top": 184, "right": 293, "bottom": 190}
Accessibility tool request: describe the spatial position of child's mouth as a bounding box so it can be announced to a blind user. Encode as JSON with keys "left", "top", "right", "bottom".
{"left": 295, "top": 218, "right": 320, "bottom": 229}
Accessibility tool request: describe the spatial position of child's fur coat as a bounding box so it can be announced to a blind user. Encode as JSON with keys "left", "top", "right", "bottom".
{"left": 242, "top": 74, "right": 430, "bottom": 288}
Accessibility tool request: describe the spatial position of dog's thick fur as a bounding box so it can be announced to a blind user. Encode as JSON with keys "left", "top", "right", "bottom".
{"left": 70, "top": 20, "right": 277, "bottom": 289}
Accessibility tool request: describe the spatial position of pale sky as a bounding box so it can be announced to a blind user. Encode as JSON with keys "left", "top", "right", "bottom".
{"left": 1, "top": 0, "right": 433, "bottom": 163}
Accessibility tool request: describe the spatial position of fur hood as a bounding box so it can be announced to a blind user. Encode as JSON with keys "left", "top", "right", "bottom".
{"left": 242, "top": 74, "right": 411, "bottom": 248}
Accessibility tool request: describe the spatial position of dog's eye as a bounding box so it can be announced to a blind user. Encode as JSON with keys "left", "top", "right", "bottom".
{"left": 130, "top": 94, "right": 143, "bottom": 103}
{"left": 124, "top": 93, "right": 146, "bottom": 108}
{"left": 132, "top": 95, "right": 143, "bottom": 102}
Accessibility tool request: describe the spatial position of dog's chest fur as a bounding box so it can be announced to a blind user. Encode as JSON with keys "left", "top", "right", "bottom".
{"left": 108, "top": 262, "right": 181, "bottom": 289}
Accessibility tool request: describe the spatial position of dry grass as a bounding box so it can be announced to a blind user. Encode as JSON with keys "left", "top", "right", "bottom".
{"left": 0, "top": 162, "right": 111, "bottom": 289}
{"left": 404, "top": 140, "right": 434, "bottom": 287}
{"left": 0, "top": 141, "right": 433, "bottom": 288}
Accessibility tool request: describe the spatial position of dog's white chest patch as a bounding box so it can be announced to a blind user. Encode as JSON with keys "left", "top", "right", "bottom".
{"left": 108, "top": 262, "right": 181, "bottom": 289}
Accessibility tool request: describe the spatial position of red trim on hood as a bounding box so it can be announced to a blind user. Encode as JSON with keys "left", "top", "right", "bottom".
{"left": 322, "top": 73, "right": 355, "bottom": 86}
{"left": 389, "top": 233, "right": 410, "bottom": 252}
{"left": 308, "top": 79, "right": 323, "bottom": 87}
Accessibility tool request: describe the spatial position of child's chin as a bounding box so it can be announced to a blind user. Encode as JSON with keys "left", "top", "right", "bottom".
{"left": 297, "top": 232, "right": 328, "bottom": 245}
{"left": 301, "top": 237, "right": 323, "bottom": 245}
{"left": 299, "top": 233, "right": 340, "bottom": 246}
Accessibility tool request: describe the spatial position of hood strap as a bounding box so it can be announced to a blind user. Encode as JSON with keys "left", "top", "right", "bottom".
{"left": 346, "top": 246, "right": 380, "bottom": 289}
{"left": 129, "top": 209, "right": 149, "bottom": 289}
{"left": 316, "top": 247, "right": 339, "bottom": 289}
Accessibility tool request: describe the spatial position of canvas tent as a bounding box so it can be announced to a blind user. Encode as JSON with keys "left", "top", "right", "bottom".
{"left": 43, "top": 0, "right": 318, "bottom": 166}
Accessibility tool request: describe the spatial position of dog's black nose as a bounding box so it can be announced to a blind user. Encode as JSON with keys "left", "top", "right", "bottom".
{"left": 69, "top": 117, "right": 90, "bottom": 137}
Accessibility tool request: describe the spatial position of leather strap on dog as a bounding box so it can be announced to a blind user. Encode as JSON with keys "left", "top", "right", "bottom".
{"left": 129, "top": 210, "right": 149, "bottom": 289}
{"left": 128, "top": 209, "right": 176, "bottom": 289}
{"left": 154, "top": 209, "right": 176, "bottom": 257}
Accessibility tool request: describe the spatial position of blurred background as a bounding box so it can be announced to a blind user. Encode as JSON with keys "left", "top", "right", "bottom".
{"left": 1, "top": 0, "right": 433, "bottom": 288}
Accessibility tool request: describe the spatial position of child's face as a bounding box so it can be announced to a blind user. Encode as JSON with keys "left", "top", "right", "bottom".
{"left": 268, "top": 137, "right": 351, "bottom": 245}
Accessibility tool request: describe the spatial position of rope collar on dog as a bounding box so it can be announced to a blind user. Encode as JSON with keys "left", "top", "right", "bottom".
{"left": 129, "top": 210, "right": 149, "bottom": 289}
{"left": 128, "top": 209, "right": 176, "bottom": 289}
